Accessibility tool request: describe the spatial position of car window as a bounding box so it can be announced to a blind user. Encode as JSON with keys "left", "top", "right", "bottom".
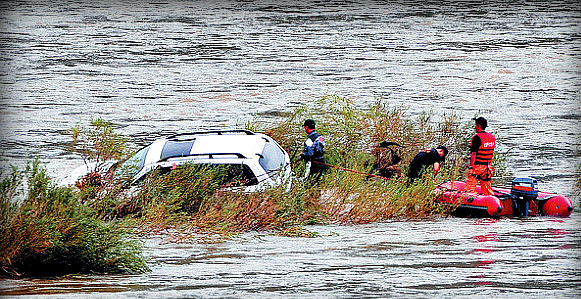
{"left": 162, "top": 163, "right": 258, "bottom": 186}
{"left": 160, "top": 140, "right": 194, "bottom": 161}
{"left": 117, "top": 145, "right": 150, "bottom": 179}
{"left": 214, "top": 164, "right": 259, "bottom": 186}
{"left": 259, "top": 141, "right": 286, "bottom": 173}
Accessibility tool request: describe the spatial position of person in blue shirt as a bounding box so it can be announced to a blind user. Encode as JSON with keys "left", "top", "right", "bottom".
{"left": 300, "top": 119, "right": 326, "bottom": 180}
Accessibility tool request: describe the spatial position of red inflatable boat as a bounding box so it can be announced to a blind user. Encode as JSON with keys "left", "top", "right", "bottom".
{"left": 435, "top": 178, "right": 574, "bottom": 218}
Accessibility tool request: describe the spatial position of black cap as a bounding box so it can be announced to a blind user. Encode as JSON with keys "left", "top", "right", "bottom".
{"left": 473, "top": 117, "right": 487, "bottom": 129}
{"left": 303, "top": 119, "right": 315, "bottom": 129}
{"left": 436, "top": 145, "right": 448, "bottom": 158}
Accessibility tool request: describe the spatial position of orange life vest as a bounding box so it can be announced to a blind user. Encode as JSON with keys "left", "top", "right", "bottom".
{"left": 473, "top": 132, "right": 495, "bottom": 165}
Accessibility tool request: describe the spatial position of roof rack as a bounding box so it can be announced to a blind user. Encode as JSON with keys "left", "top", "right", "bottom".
{"left": 167, "top": 129, "right": 255, "bottom": 140}
{"left": 158, "top": 152, "right": 247, "bottom": 162}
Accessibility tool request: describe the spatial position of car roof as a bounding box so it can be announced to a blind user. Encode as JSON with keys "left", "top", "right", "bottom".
{"left": 189, "top": 134, "right": 265, "bottom": 159}
{"left": 152, "top": 130, "right": 273, "bottom": 161}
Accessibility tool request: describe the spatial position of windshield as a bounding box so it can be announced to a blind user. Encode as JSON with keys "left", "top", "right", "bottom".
{"left": 116, "top": 145, "right": 150, "bottom": 180}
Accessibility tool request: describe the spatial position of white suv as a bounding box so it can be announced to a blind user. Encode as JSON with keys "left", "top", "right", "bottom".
{"left": 61, "top": 130, "right": 292, "bottom": 192}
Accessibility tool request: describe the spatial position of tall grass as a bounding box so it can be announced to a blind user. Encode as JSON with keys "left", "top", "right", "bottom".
{"left": 244, "top": 96, "right": 496, "bottom": 224}
{"left": 0, "top": 160, "right": 148, "bottom": 277}
{"left": 257, "top": 95, "right": 477, "bottom": 178}
{"left": 115, "top": 95, "right": 499, "bottom": 235}
{"left": 141, "top": 95, "right": 481, "bottom": 235}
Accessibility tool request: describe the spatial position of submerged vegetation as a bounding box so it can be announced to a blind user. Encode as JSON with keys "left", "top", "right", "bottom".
{"left": 1, "top": 96, "right": 507, "bottom": 277}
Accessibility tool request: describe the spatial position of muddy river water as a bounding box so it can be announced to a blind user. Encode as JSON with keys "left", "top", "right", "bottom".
{"left": 0, "top": 0, "right": 580, "bottom": 298}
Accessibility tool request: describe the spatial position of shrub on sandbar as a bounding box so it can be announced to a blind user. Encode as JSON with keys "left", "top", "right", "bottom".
{"left": 0, "top": 160, "right": 148, "bottom": 277}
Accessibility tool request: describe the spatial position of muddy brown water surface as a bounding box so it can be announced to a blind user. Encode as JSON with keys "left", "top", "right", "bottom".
{"left": 1, "top": 0, "right": 580, "bottom": 298}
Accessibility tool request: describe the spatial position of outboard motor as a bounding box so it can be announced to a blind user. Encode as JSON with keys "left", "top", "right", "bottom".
{"left": 510, "top": 177, "right": 539, "bottom": 217}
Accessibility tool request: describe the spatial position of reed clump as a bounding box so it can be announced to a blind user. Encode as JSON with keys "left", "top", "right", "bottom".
{"left": 0, "top": 160, "right": 148, "bottom": 277}
{"left": 247, "top": 95, "right": 477, "bottom": 224}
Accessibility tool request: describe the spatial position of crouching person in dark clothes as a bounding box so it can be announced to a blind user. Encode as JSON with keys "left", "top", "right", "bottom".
{"left": 300, "top": 119, "right": 326, "bottom": 181}
{"left": 372, "top": 141, "right": 404, "bottom": 178}
{"left": 408, "top": 145, "right": 448, "bottom": 183}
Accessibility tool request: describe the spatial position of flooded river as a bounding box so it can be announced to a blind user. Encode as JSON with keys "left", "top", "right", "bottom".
{"left": 2, "top": 216, "right": 581, "bottom": 298}
{"left": 1, "top": 0, "right": 580, "bottom": 298}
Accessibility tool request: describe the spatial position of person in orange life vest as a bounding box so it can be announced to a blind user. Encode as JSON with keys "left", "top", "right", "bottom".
{"left": 465, "top": 117, "right": 496, "bottom": 195}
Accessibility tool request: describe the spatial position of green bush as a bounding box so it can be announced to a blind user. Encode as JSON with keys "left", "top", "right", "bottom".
{"left": 69, "top": 118, "right": 129, "bottom": 173}
{"left": 0, "top": 160, "right": 148, "bottom": 277}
